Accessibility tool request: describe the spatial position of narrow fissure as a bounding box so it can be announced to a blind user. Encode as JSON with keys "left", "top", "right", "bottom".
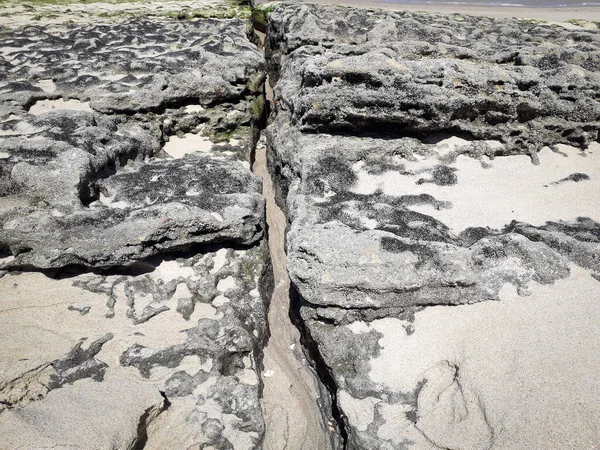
{"left": 289, "top": 284, "right": 350, "bottom": 448}
{"left": 250, "top": 20, "right": 344, "bottom": 449}
{"left": 252, "top": 137, "right": 341, "bottom": 449}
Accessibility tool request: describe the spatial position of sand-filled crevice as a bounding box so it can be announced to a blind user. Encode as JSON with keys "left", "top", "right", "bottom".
{"left": 250, "top": 19, "right": 344, "bottom": 448}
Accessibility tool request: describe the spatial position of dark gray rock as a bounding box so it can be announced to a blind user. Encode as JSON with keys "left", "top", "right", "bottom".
{"left": 0, "top": 14, "right": 267, "bottom": 271}
{"left": 0, "top": 113, "right": 264, "bottom": 269}
{"left": 266, "top": 4, "right": 600, "bottom": 448}
{"left": 1, "top": 19, "right": 264, "bottom": 113}
{"left": 267, "top": 4, "right": 600, "bottom": 152}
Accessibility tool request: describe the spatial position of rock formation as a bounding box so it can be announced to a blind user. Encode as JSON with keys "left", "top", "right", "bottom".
{"left": 1, "top": 1, "right": 600, "bottom": 449}
{"left": 0, "top": 3, "right": 270, "bottom": 449}
{"left": 265, "top": 3, "right": 600, "bottom": 449}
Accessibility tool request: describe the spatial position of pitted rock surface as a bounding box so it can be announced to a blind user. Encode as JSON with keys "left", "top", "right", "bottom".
{"left": 0, "top": 5, "right": 270, "bottom": 450}
{"left": 0, "top": 14, "right": 266, "bottom": 269}
{"left": 0, "top": 18, "right": 263, "bottom": 113}
{"left": 0, "top": 109, "right": 264, "bottom": 269}
{"left": 267, "top": 3, "right": 600, "bottom": 152}
{"left": 266, "top": 3, "right": 600, "bottom": 449}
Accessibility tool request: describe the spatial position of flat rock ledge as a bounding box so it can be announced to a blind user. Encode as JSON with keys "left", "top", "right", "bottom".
{"left": 0, "top": 6, "right": 271, "bottom": 450}
{"left": 266, "top": 4, "right": 600, "bottom": 449}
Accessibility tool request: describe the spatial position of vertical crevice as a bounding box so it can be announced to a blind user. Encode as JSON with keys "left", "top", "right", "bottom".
{"left": 288, "top": 283, "right": 351, "bottom": 449}
{"left": 250, "top": 6, "right": 344, "bottom": 448}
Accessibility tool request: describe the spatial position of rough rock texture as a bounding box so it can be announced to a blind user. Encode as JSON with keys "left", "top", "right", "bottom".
{"left": 0, "top": 13, "right": 266, "bottom": 269}
{"left": 0, "top": 5, "right": 270, "bottom": 450}
{"left": 0, "top": 111, "right": 264, "bottom": 268}
{"left": 266, "top": 4, "right": 600, "bottom": 449}
{"left": 267, "top": 3, "right": 600, "bottom": 152}
{"left": 0, "top": 17, "right": 263, "bottom": 114}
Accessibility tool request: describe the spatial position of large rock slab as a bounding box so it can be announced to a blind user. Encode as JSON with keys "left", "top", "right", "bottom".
{"left": 0, "top": 5, "right": 270, "bottom": 450}
{"left": 272, "top": 118, "right": 600, "bottom": 319}
{"left": 0, "top": 10, "right": 266, "bottom": 158}
{"left": 266, "top": 4, "right": 600, "bottom": 448}
{"left": 267, "top": 4, "right": 600, "bottom": 152}
{"left": 0, "top": 111, "right": 264, "bottom": 269}
{"left": 0, "top": 11, "right": 266, "bottom": 269}
{"left": 0, "top": 111, "right": 264, "bottom": 268}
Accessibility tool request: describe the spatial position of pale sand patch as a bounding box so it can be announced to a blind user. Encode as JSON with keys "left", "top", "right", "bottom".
{"left": 0, "top": 267, "right": 219, "bottom": 393}
{"left": 98, "top": 192, "right": 129, "bottom": 209}
{"left": 0, "top": 121, "right": 44, "bottom": 136}
{"left": 353, "top": 143, "right": 600, "bottom": 232}
{"left": 150, "top": 260, "right": 195, "bottom": 282}
{"left": 367, "top": 265, "right": 600, "bottom": 449}
{"left": 338, "top": 391, "right": 379, "bottom": 432}
{"left": 163, "top": 133, "right": 213, "bottom": 159}
{"left": 29, "top": 98, "right": 94, "bottom": 115}
{"left": 216, "top": 275, "right": 236, "bottom": 293}
{"left": 209, "top": 248, "right": 229, "bottom": 274}
{"left": 34, "top": 79, "right": 57, "bottom": 94}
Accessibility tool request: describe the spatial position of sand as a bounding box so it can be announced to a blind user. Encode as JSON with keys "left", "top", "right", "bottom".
{"left": 253, "top": 139, "right": 337, "bottom": 450}
{"left": 29, "top": 99, "right": 94, "bottom": 115}
{"left": 365, "top": 265, "right": 600, "bottom": 448}
{"left": 352, "top": 142, "right": 600, "bottom": 233}
{"left": 163, "top": 132, "right": 214, "bottom": 159}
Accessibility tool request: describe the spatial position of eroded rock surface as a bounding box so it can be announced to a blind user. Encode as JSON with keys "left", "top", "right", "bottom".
{"left": 267, "top": 3, "right": 600, "bottom": 152}
{"left": 0, "top": 5, "right": 270, "bottom": 449}
{"left": 0, "top": 113, "right": 264, "bottom": 268}
{"left": 0, "top": 11, "right": 266, "bottom": 269}
{"left": 266, "top": 4, "right": 600, "bottom": 448}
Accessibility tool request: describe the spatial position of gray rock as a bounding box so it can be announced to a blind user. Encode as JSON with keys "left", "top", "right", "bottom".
{"left": 0, "top": 113, "right": 264, "bottom": 269}
{"left": 0, "top": 110, "right": 159, "bottom": 204}
{"left": 267, "top": 4, "right": 600, "bottom": 152}
{"left": 266, "top": 4, "right": 600, "bottom": 448}
{"left": 1, "top": 19, "right": 264, "bottom": 114}
{"left": 268, "top": 116, "right": 576, "bottom": 319}
{"left": 0, "top": 13, "right": 267, "bottom": 270}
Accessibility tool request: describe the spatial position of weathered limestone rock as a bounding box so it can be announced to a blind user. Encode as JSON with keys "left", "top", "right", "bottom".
{"left": 0, "top": 5, "right": 270, "bottom": 450}
{"left": 0, "top": 17, "right": 263, "bottom": 113}
{"left": 0, "top": 13, "right": 266, "bottom": 270}
{"left": 266, "top": 4, "right": 600, "bottom": 448}
{"left": 0, "top": 112, "right": 264, "bottom": 268}
{"left": 267, "top": 4, "right": 600, "bottom": 152}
